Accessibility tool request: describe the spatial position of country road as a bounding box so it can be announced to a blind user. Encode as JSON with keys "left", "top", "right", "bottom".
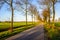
{"left": 6, "top": 24, "right": 44, "bottom": 40}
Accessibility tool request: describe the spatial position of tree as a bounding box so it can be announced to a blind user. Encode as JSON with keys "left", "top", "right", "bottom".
{"left": 4, "top": 0, "right": 14, "bottom": 32}
{"left": 15, "top": 0, "right": 29, "bottom": 26}
{"left": 51, "top": 0, "right": 60, "bottom": 25}
{"left": 29, "top": 4, "right": 42, "bottom": 22}
{"left": 28, "top": 4, "right": 35, "bottom": 24}
{"left": 25, "top": 0, "right": 28, "bottom": 26}
{"left": 51, "top": 0, "right": 56, "bottom": 25}
{"left": 0, "top": 0, "right": 14, "bottom": 32}
{"left": 10, "top": 0, "right": 14, "bottom": 32}
{"left": 38, "top": 0, "right": 51, "bottom": 24}
{"left": 42, "top": 8, "right": 50, "bottom": 23}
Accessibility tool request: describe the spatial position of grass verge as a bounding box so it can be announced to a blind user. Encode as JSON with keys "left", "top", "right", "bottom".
{"left": 44, "top": 23, "right": 60, "bottom": 40}
{"left": 0, "top": 24, "right": 35, "bottom": 40}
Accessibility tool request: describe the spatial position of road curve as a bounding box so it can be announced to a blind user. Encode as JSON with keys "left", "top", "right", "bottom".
{"left": 6, "top": 24, "right": 44, "bottom": 40}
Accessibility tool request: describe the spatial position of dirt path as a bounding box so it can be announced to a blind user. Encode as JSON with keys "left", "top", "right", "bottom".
{"left": 6, "top": 24, "right": 44, "bottom": 40}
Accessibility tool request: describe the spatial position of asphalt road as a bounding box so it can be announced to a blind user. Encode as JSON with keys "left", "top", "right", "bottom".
{"left": 6, "top": 24, "right": 44, "bottom": 40}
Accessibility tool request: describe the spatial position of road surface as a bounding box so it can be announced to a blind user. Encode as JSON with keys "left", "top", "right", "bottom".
{"left": 6, "top": 24, "right": 44, "bottom": 40}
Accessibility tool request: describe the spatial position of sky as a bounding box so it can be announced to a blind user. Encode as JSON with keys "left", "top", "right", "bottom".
{"left": 55, "top": 2, "right": 60, "bottom": 19}
{"left": 0, "top": 0, "right": 60, "bottom": 21}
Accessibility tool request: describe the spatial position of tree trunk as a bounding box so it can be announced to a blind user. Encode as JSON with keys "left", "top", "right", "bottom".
{"left": 32, "top": 14, "right": 34, "bottom": 24}
{"left": 34, "top": 15, "right": 35, "bottom": 24}
{"left": 26, "top": 0, "right": 28, "bottom": 27}
{"left": 52, "top": 1, "right": 55, "bottom": 26}
{"left": 48, "top": 8, "right": 50, "bottom": 24}
{"left": 9, "top": 0, "right": 13, "bottom": 32}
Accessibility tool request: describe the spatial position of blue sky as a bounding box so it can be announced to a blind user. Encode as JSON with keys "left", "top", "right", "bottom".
{"left": 0, "top": 0, "right": 60, "bottom": 21}
{"left": 55, "top": 2, "right": 60, "bottom": 19}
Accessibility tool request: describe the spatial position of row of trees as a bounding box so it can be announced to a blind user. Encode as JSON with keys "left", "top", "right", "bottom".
{"left": 38, "top": 0, "right": 60, "bottom": 25}
{"left": 0, "top": 0, "right": 40, "bottom": 32}
{"left": 0, "top": 0, "right": 60, "bottom": 32}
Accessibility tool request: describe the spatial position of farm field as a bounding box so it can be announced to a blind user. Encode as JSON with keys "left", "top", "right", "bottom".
{"left": 0, "top": 22, "right": 34, "bottom": 30}
{"left": 0, "top": 22, "right": 37, "bottom": 40}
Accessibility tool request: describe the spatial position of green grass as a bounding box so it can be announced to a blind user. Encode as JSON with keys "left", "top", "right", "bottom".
{"left": 44, "top": 22, "right": 60, "bottom": 40}
{"left": 0, "top": 22, "right": 33, "bottom": 30}
{"left": 55, "top": 22, "right": 60, "bottom": 27}
{"left": 0, "top": 22, "right": 38, "bottom": 40}
{"left": 0, "top": 25, "right": 35, "bottom": 40}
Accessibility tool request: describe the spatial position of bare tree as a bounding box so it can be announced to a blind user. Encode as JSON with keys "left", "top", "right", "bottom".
{"left": 15, "top": 0, "right": 29, "bottom": 26}
{"left": 51, "top": 0, "right": 57, "bottom": 25}
{"left": 29, "top": 4, "right": 42, "bottom": 22}
{"left": 25, "top": 0, "right": 28, "bottom": 26}
{"left": 28, "top": 4, "right": 34, "bottom": 24}
{"left": 0, "top": 0, "right": 14, "bottom": 32}
{"left": 9, "top": 0, "right": 14, "bottom": 32}
{"left": 38, "top": 0, "right": 52, "bottom": 24}
{"left": 50, "top": 0, "right": 60, "bottom": 25}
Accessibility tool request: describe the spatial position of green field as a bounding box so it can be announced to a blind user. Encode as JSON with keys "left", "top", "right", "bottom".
{"left": 0, "top": 22, "right": 33, "bottom": 30}
{"left": 0, "top": 22, "right": 37, "bottom": 40}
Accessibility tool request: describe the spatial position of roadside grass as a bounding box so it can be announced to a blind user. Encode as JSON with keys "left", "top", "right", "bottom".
{"left": 44, "top": 22, "right": 60, "bottom": 40}
{"left": 0, "top": 24, "right": 35, "bottom": 40}
{"left": 0, "top": 22, "right": 38, "bottom": 40}
{"left": 55, "top": 22, "right": 60, "bottom": 27}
